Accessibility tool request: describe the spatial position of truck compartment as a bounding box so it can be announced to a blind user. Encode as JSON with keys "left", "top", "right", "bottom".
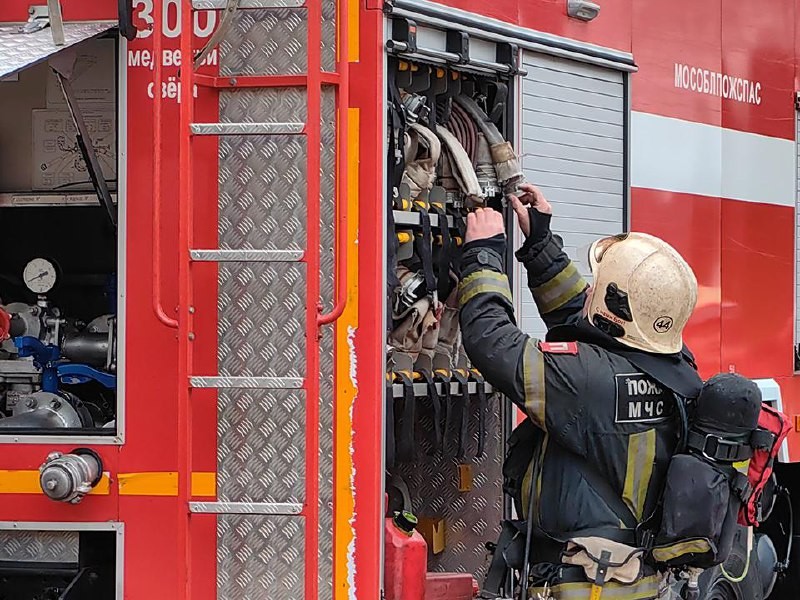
{"left": 0, "top": 32, "right": 120, "bottom": 437}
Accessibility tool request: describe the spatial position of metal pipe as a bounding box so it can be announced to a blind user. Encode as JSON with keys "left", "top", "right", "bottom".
{"left": 177, "top": 1, "right": 195, "bottom": 598}
{"left": 152, "top": 2, "right": 179, "bottom": 329}
{"left": 317, "top": 10, "right": 350, "bottom": 327}
{"left": 304, "top": 0, "right": 323, "bottom": 596}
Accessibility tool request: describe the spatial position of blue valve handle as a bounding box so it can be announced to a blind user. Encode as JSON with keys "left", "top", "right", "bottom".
{"left": 14, "top": 336, "right": 117, "bottom": 391}
{"left": 14, "top": 336, "right": 60, "bottom": 392}
{"left": 57, "top": 364, "right": 116, "bottom": 389}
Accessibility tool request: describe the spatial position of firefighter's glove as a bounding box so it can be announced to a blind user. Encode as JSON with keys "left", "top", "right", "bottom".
{"left": 508, "top": 183, "right": 552, "bottom": 242}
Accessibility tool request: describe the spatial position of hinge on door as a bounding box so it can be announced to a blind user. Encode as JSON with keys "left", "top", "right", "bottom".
{"left": 20, "top": 5, "right": 51, "bottom": 34}
{"left": 795, "top": 92, "right": 800, "bottom": 111}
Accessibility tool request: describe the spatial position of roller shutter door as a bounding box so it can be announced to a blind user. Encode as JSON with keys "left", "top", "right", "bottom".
{"left": 516, "top": 52, "right": 627, "bottom": 340}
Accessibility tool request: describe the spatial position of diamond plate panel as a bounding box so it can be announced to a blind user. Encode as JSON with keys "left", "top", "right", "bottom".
{"left": 318, "top": 327, "right": 334, "bottom": 599}
{"left": 0, "top": 22, "right": 115, "bottom": 79}
{"left": 218, "top": 390, "right": 305, "bottom": 503}
{"left": 0, "top": 530, "right": 78, "bottom": 563}
{"left": 219, "top": 89, "right": 307, "bottom": 252}
{"left": 218, "top": 263, "right": 306, "bottom": 377}
{"left": 218, "top": 2, "right": 335, "bottom": 77}
{"left": 218, "top": 515, "right": 304, "bottom": 599}
{"left": 215, "top": 54, "right": 337, "bottom": 600}
{"left": 396, "top": 391, "right": 506, "bottom": 580}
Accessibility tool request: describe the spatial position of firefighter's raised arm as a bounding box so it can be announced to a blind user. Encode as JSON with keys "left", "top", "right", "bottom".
{"left": 458, "top": 209, "right": 591, "bottom": 450}
{"left": 509, "top": 184, "right": 589, "bottom": 330}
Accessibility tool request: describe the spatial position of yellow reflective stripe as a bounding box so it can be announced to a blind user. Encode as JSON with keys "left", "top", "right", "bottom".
{"left": 532, "top": 262, "right": 588, "bottom": 314}
{"left": 191, "top": 471, "right": 216, "bottom": 497}
{"left": 530, "top": 574, "right": 660, "bottom": 599}
{"left": 459, "top": 284, "right": 514, "bottom": 306}
{"left": 622, "top": 429, "right": 656, "bottom": 520}
{"left": 0, "top": 470, "right": 216, "bottom": 497}
{"left": 522, "top": 339, "right": 546, "bottom": 429}
{"left": 457, "top": 270, "right": 513, "bottom": 306}
{"left": 0, "top": 470, "right": 111, "bottom": 495}
{"left": 118, "top": 471, "right": 218, "bottom": 496}
{"left": 521, "top": 434, "right": 548, "bottom": 523}
{"left": 651, "top": 539, "right": 712, "bottom": 563}
{"left": 118, "top": 472, "right": 178, "bottom": 496}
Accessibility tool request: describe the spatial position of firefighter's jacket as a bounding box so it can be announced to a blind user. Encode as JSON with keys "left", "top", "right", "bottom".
{"left": 458, "top": 211, "right": 702, "bottom": 598}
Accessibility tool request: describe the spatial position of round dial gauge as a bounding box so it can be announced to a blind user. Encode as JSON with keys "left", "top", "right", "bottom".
{"left": 23, "top": 258, "right": 58, "bottom": 294}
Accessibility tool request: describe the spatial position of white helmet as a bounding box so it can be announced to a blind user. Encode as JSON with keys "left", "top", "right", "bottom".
{"left": 583, "top": 232, "right": 697, "bottom": 354}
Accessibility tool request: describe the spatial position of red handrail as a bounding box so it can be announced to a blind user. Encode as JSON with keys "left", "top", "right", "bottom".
{"left": 152, "top": 3, "right": 179, "bottom": 329}
{"left": 304, "top": 0, "right": 323, "bottom": 597}
{"left": 317, "top": 0, "right": 349, "bottom": 327}
{"left": 176, "top": 1, "right": 195, "bottom": 598}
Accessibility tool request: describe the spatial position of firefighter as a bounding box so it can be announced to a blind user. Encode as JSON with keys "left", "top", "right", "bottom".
{"left": 460, "top": 184, "right": 703, "bottom": 599}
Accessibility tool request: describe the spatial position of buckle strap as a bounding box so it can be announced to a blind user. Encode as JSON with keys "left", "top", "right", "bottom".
{"left": 416, "top": 370, "right": 443, "bottom": 452}
{"left": 687, "top": 431, "right": 753, "bottom": 462}
{"left": 750, "top": 428, "right": 777, "bottom": 450}
{"left": 394, "top": 371, "right": 416, "bottom": 463}
{"left": 471, "top": 369, "right": 488, "bottom": 458}
{"left": 731, "top": 472, "right": 753, "bottom": 502}
{"left": 452, "top": 369, "right": 470, "bottom": 458}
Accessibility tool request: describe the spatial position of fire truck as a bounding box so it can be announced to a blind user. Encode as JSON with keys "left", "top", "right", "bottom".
{"left": 0, "top": 0, "right": 799, "bottom": 598}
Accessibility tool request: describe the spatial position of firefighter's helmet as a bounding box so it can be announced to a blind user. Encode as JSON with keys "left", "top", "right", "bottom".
{"left": 584, "top": 232, "right": 697, "bottom": 354}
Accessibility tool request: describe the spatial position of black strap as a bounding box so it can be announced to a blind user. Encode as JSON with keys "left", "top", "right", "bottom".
{"left": 751, "top": 428, "right": 777, "bottom": 450}
{"left": 413, "top": 204, "right": 437, "bottom": 296}
{"left": 482, "top": 520, "right": 522, "bottom": 597}
{"left": 687, "top": 430, "right": 753, "bottom": 462}
{"left": 594, "top": 550, "right": 612, "bottom": 587}
{"left": 471, "top": 370, "right": 488, "bottom": 458}
{"left": 731, "top": 471, "right": 753, "bottom": 503}
{"left": 417, "top": 370, "right": 443, "bottom": 452}
{"left": 394, "top": 372, "right": 416, "bottom": 463}
{"left": 452, "top": 370, "right": 470, "bottom": 459}
{"left": 386, "top": 60, "right": 406, "bottom": 325}
{"left": 436, "top": 370, "right": 452, "bottom": 456}
{"left": 430, "top": 203, "right": 452, "bottom": 300}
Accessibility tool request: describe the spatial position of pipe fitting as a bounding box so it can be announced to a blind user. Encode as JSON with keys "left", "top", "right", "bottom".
{"left": 39, "top": 448, "right": 103, "bottom": 504}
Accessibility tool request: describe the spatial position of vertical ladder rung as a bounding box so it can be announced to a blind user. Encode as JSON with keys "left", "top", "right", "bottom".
{"left": 190, "top": 376, "right": 304, "bottom": 389}
{"left": 189, "top": 502, "right": 303, "bottom": 515}
{"left": 192, "top": 0, "right": 305, "bottom": 8}
{"left": 190, "top": 249, "right": 304, "bottom": 262}
{"left": 190, "top": 122, "right": 304, "bottom": 136}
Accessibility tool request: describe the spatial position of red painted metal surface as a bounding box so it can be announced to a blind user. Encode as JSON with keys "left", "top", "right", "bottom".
{"left": 719, "top": 201, "right": 795, "bottom": 378}
{"left": 433, "top": 0, "right": 633, "bottom": 52}
{"left": 631, "top": 189, "right": 723, "bottom": 378}
{"left": 194, "top": 73, "right": 342, "bottom": 88}
{"left": 152, "top": 1, "right": 179, "bottom": 330}
{"left": 176, "top": 1, "right": 196, "bottom": 597}
{"left": 2, "top": 0, "right": 800, "bottom": 597}
{"left": 348, "top": 3, "right": 387, "bottom": 596}
{"left": 318, "top": 0, "right": 349, "bottom": 327}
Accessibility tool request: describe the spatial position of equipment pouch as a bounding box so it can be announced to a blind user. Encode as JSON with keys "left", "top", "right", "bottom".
{"left": 561, "top": 537, "right": 644, "bottom": 585}
{"left": 653, "top": 453, "right": 738, "bottom": 568}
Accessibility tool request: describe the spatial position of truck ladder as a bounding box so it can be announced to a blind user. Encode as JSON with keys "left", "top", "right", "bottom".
{"left": 166, "top": 0, "right": 349, "bottom": 597}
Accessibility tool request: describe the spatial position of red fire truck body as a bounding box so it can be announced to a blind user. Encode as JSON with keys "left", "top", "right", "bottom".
{"left": 0, "top": 0, "right": 799, "bottom": 599}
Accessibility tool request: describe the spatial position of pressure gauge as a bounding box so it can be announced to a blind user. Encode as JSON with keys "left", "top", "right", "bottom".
{"left": 23, "top": 258, "right": 58, "bottom": 295}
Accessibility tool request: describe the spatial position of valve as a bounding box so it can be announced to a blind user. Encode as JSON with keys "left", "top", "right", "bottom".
{"left": 39, "top": 448, "right": 103, "bottom": 504}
